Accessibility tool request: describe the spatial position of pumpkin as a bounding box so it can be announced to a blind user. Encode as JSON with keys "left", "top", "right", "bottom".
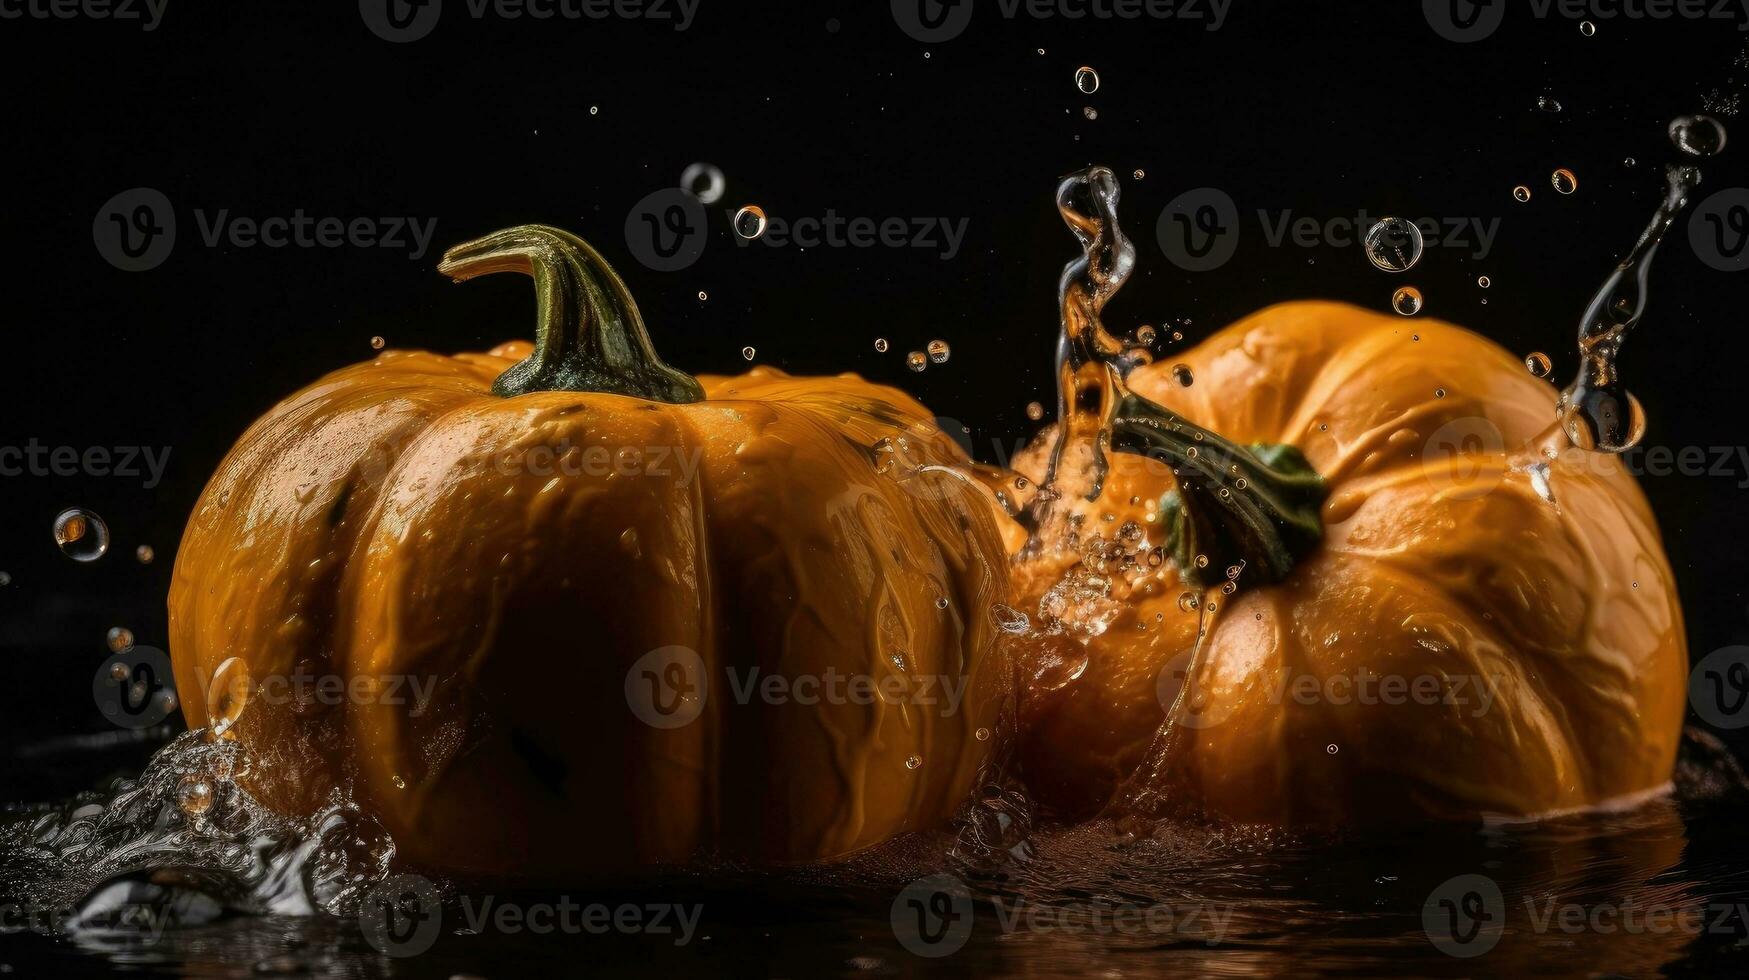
{"left": 168, "top": 226, "right": 1011, "bottom": 877}
{"left": 1010, "top": 300, "right": 1687, "bottom": 826}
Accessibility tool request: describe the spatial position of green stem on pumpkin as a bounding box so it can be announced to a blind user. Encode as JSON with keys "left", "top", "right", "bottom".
{"left": 437, "top": 225, "right": 704, "bottom": 403}
{"left": 1109, "top": 392, "right": 1327, "bottom": 588}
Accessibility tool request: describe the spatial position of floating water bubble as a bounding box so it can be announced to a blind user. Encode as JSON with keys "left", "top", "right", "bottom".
{"left": 733, "top": 205, "right": 768, "bottom": 239}
{"left": 369, "top": 336, "right": 385, "bottom": 351}
{"left": 906, "top": 351, "right": 927, "bottom": 372}
{"left": 1477, "top": 275, "right": 1491, "bottom": 288}
{"left": 679, "top": 162, "right": 725, "bottom": 204}
{"left": 1132, "top": 169, "right": 1145, "bottom": 180}
{"left": 1537, "top": 94, "right": 1563, "bottom": 113}
{"left": 1363, "top": 217, "right": 1425, "bottom": 273}
{"left": 1580, "top": 20, "right": 1596, "bottom": 35}
{"left": 1193, "top": 554, "right": 1210, "bottom": 569}
{"left": 1561, "top": 387, "right": 1648, "bottom": 452}
{"left": 1514, "top": 185, "right": 1532, "bottom": 203}
{"left": 874, "top": 338, "right": 889, "bottom": 353}
{"left": 1624, "top": 157, "right": 1638, "bottom": 168}
{"left": 697, "top": 290, "right": 708, "bottom": 301}
{"left": 1135, "top": 324, "right": 1157, "bottom": 345}
{"left": 741, "top": 346, "right": 755, "bottom": 361}
{"left": 135, "top": 544, "right": 154, "bottom": 564}
{"left": 1026, "top": 401, "right": 1045, "bottom": 421}
{"left": 1525, "top": 352, "right": 1553, "bottom": 377}
{"left": 206, "top": 657, "right": 253, "bottom": 742}
{"left": 1075, "top": 66, "right": 1100, "bottom": 94}
{"left": 54, "top": 508, "right": 109, "bottom": 562}
{"left": 927, "top": 339, "right": 951, "bottom": 364}
{"left": 905, "top": 754, "right": 923, "bottom": 770}
{"left": 1082, "top": 106, "right": 1098, "bottom": 121}
{"left": 1391, "top": 286, "right": 1424, "bottom": 315}
{"left": 1669, "top": 114, "right": 1728, "bottom": 157}
{"left": 589, "top": 105, "right": 599, "bottom": 115}
{"left": 1171, "top": 364, "right": 1194, "bottom": 387}
{"left": 1552, "top": 168, "right": 1579, "bottom": 194}
{"left": 106, "top": 627, "right": 134, "bottom": 653}
{"left": 176, "top": 776, "right": 215, "bottom": 818}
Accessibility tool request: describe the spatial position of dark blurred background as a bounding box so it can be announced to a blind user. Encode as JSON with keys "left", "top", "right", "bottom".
{"left": 2, "top": 1, "right": 1745, "bottom": 796}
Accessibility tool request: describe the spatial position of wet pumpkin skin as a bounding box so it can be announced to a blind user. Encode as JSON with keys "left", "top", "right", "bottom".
{"left": 168, "top": 227, "right": 1009, "bottom": 877}
{"left": 1012, "top": 301, "right": 1687, "bottom": 825}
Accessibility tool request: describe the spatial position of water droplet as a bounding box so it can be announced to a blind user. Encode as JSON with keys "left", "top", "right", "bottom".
{"left": 975, "top": 727, "right": 991, "bottom": 741}
{"left": 697, "top": 290, "right": 709, "bottom": 301}
{"left": 741, "top": 346, "right": 756, "bottom": 361}
{"left": 1171, "top": 363, "right": 1194, "bottom": 387}
{"left": 934, "top": 596, "right": 950, "bottom": 610}
{"left": 1624, "top": 157, "right": 1637, "bottom": 168}
{"left": 135, "top": 544, "right": 154, "bottom": 564}
{"left": 1580, "top": 19, "right": 1596, "bottom": 35}
{"left": 1326, "top": 744, "right": 1339, "bottom": 755}
{"left": 1551, "top": 168, "right": 1579, "bottom": 194}
{"left": 1477, "top": 275, "right": 1491, "bottom": 288}
{"left": 589, "top": 105, "right": 599, "bottom": 115}
{"left": 1082, "top": 106, "right": 1098, "bottom": 121}
{"left": 1026, "top": 401, "right": 1045, "bottom": 421}
{"left": 1194, "top": 554, "right": 1210, "bottom": 569}
{"left": 905, "top": 754, "right": 923, "bottom": 770}
{"left": 1177, "top": 592, "right": 1200, "bottom": 612}
{"left": 992, "top": 604, "right": 1030, "bottom": 633}
{"left": 206, "top": 657, "right": 253, "bottom": 741}
{"left": 390, "top": 775, "right": 407, "bottom": 790}
{"left": 1074, "top": 66, "right": 1100, "bottom": 94}
{"left": 1513, "top": 185, "right": 1532, "bottom": 203}
{"left": 1669, "top": 114, "right": 1728, "bottom": 157}
{"left": 1135, "top": 324, "right": 1156, "bottom": 345}
{"left": 108, "top": 662, "right": 129, "bottom": 682}
{"left": 906, "top": 351, "right": 927, "bottom": 372}
{"left": 733, "top": 205, "right": 768, "bottom": 239}
{"left": 927, "top": 339, "right": 951, "bottom": 364}
{"left": 874, "top": 338, "right": 889, "bottom": 353}
{"left": 1132, "top": 169, "right": 1145, "bottom": 180}
{"left": 1560, "top": 387, "right": 1648, "bottom": 452}
{"left": 1391, "top": 286, "right": 1424, "bottom": 316}
{"left": 1537, "top": 94, "right": 1563, "bottom": 113}
{"left": 368, "top": 336, "right": 386, "bottom": 352}
{"left": 176, "top": 776, "right": 215, "bottom": 818}
{"left": 1434, "top": 387, "right": 1447, "bottom": 399}
{"left": 54, "top": 508, "right": 109, "bottom": 562}
{"left": 1525, "top": 352, "right": 1553, "bottom": 377}
{"left": 1363, "top": 217, "right": 1425, "bottom": 273}
{"left": 105, "top": 627, "right": 134, "bottom": 653}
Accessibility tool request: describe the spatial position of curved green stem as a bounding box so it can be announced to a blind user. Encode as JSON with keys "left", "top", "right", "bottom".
{"left": 1109, "top": 392, "right": 1326, "bottom": 588}
{"left": 438, "top": 225, "right": 704, "bottom": 403}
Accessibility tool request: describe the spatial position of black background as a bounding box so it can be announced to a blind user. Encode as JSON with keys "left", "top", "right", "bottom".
{"left": 1, "top": 0, "right": 1746, "bottom": 786}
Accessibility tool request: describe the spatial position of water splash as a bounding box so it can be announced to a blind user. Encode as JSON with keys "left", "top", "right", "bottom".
{"left": 1555, "top": 161, "right": 1706, "bottom": 452}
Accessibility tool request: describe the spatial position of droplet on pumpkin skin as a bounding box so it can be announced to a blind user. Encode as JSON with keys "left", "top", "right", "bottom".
{"left": 975, "top": 727, "right": 991, "bottom": 741}
{"left": 905, "top": 754, "right": 923, "bottom": 770}
{"left": 206, "top": 657, "right": 253, "bottom": 741}
{"left": 1172, "top": 364, "right": 1194, "bottom": 387}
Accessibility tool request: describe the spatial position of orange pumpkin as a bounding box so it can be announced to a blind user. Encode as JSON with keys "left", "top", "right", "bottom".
{"left": 1011, "top": 300, "right": 1687, "bottom": 826}
{"left": 168, "top": 226, "right": 1011, "bottom": 877}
